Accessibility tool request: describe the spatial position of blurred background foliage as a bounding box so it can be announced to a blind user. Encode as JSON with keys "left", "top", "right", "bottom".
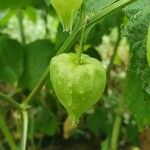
{"left": 0, "top": 0, "right": 150, "bottom": 150}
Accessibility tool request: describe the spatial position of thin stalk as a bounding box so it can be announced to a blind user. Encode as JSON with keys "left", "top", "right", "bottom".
{"left": 87, "top": 0, "right": 136, "bottom": 27}
{"left": 21, "top": 110, "right": 28, "bottom": 150}
{"left": 43, "top": 10, "right": 49, "bottom": 39}
{"left": 58, "top": 0, "right": 137, "bottom": 55}
{"left": 17, "top": 9, "right": 26, "bottom": 45}
{"left": 110, "top": 114, "right": 122, "bottom": 150}
{"left": 105, "top": 28, "right": 121, "bottom": 95}
{"left": 0, "top": 92, "right": 22, "bottom": 111}
{"left": 110, "top": 98, "right": 124, "bottom": 150}
{"left": 22, "top": 0, "right": 138, "bottom": 105}
{"left": 78, "top": 4, "right": 86, "bottom": 64}
{"left": 0, "top": 113, "right": 17, "bottom": 150}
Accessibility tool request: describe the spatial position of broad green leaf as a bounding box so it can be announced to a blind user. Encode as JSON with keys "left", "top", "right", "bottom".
{"left": 0, "top": 9, "right": 15, "bottom": 27}
{"left": 123, "top": 1, "right": 150, "bottom": 127}
{"left": 85, "top": 0, "right": 115, "bottom": 14}
{"left": 55, "top": 24, "right": 69, "bottom": 50}
{"left": 147, "top": 24, "right": 150, "bottom": 66}
{"left": 25, "top": 6, "right": 37, "bottom": 23}
{"left": 124, "top": 0, "right": 150, "bottom": 11}
{"left": 86, "top": 11, "right": 123, "bottom": 46}
{"left": 0, "top": 0, "right": 32, "bottom": 10}
{"left": 0, "top": 36, "right": 24, "bottom": 84}
{"left": 0, "top": 9, "right": 9, "bottom": 20}
{"left": 86, "top": 108, "right": 112, "bottom": 136}
{"left": 32, "top": 0, "right": 48, "bottom": 9}
{"left": 123, "top": 1, "right": 150, "bottom": 78}
{"left": 0, "top": 0, "right": 48, "bottom": 10}
{"left": 19, "top": 40, "right": 55, "bottom": 90}
{"left": 123, "top": 72, "right": 150, "bottom": 127}
{"left": 35, "top": 108, "right": 58, "bottom": 136}
{"left": 126, "top": 119, "right": 140, "bottom": 145}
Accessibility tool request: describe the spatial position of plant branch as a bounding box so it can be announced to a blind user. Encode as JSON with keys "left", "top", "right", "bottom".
{"left": 43, "top": 9, "right": 49, "bottom": 39}
{"left": 110, "top": 98, "right": 124, "bottom": 150}
{"left": 57, "top": 0, "right": 137, "bottom": 54}
{"left": 17, "top": 9, "right": 26, "bottom": 45}
{"left": 0, "top": 92, "right": 22, "bottom": 111}
{"left": 22, "top": 0, "right": 138, "bottom": 105}
{"left": 0, "top": 112, "right": 17, "bottom": 150}
{"left": 105, "top": 28, "right": 121, "bottom": 95}
{"left": 78, "top": 4, "right": 86, "bottom": 64}
{"left": 21, "top": 110, "right": 28, "bottom": 150}
{"left": 87, "top": 0, "right": 136, "bottom": 27}
{"left": 110, "top": 112, "right": 122, "bottom": 150}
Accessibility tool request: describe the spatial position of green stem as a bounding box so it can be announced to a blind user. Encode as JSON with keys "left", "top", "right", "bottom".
{"left": 105, "top": 28, "right": 121, "bottom": 95}
{"left": 22, "top": 0, "right": 138, "bottom": 105}
{"left": 17, "top": 9, "right": 26, "bottom": 45}
{"left": 43, "top": 10, "right": 49, "bottom": 39}
{"left": 110, "top": 99, "right": 124, "bottom": 150}
{"left": 87, "top": 0, "right": 136, "bottom": 27}
{"left": 110, "top": 113, "right": 122, "bottom": 150}
{"left": 78, "top": 4, "right": 86, "bottom": 64}
{"left": 58, "top": 0, "right": 137, "bottom": 55}
{"left": 21, "top": 110, "right": 28, "bottom": 150}
{"left": 0, "top": 92, "right": 22, "bottom": 111}
{"left": 0, "top": 112, "right": 17, "bottom": 150}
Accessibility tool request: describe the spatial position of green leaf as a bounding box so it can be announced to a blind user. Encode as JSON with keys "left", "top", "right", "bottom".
{"left": 86, "top": 11, "right": 123, "bottom": 46}
{"left": 124, "top": 0, "right": 150, "bottom": 11}
{"left": 25, "top": 6, "right": 37, "bottom": 23}
{"left": 123, "top": 0, "right": 150, "bottom": 127}
{"left": 123, "top": 2, "right": 150, "bottom": 83}
{"left": 35, "top": 108, "right": 58, "bottom": 136}
{"left": 0, "top": 9, "right": 9, "bottom": 20}
{"left": 123, "top": 73, "right": 150, "bottom": 127}
{"left": 0, "top": 9, "right": 14, "bottom": 26}
{"left": 19, "top": 40, "right": 55, "bottom": 90}
{"left": 147, "top": 24, "right": 150, "bottom": 66}
{"left": 55, "top": 24, "right": 69, "bottom": 50}
{"left": 85, "top": 0, "right": 115, "bottom": 14}
{"left": 0, "top": 0, "right": 32, "bottom": 10}
{"left": 0, "top": 0, "right": 48, "bottom": 10}
{"left": 126, "top": 119, "right": 140, "bottom": 146}
{"left": 86, "top": 108, "right": 111, "bottom": 136}
{"left": 0, "top": 36, "right": 24, "bottom": 84}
